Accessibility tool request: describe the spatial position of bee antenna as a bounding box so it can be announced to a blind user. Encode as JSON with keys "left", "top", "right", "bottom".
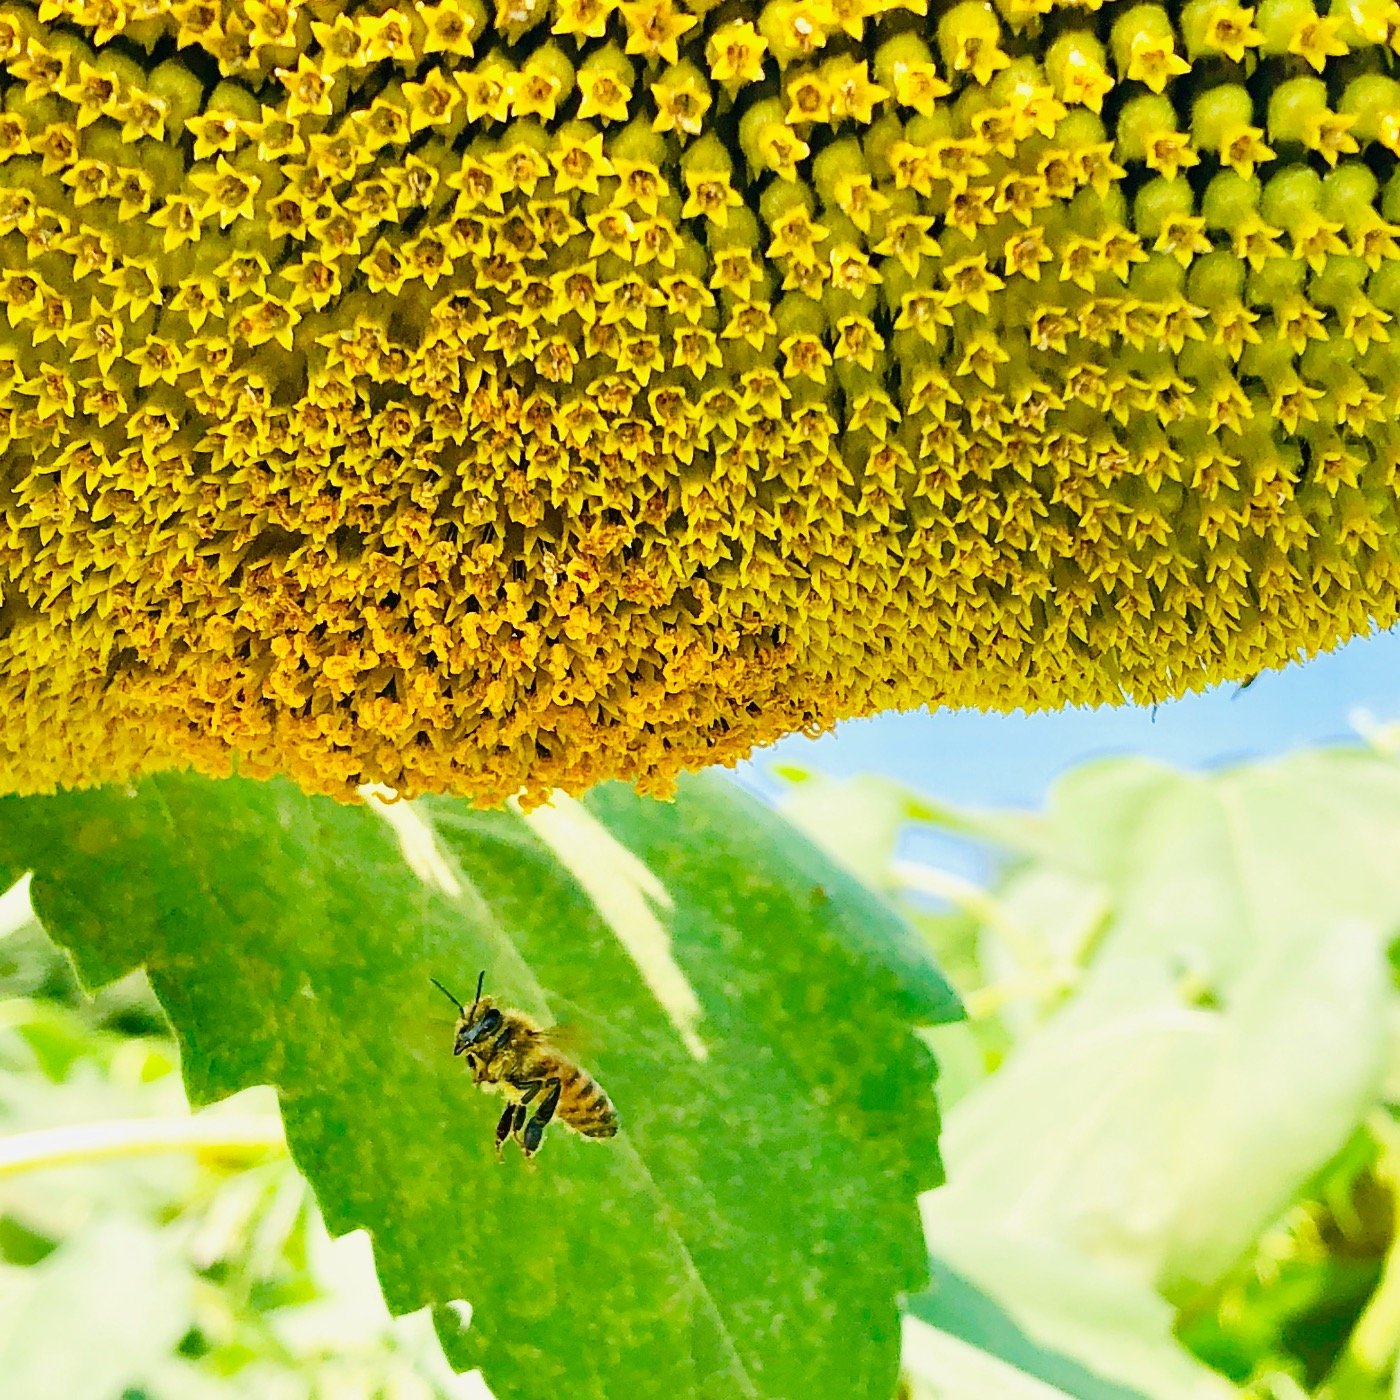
{"left": 430, "top": 977, "right": 465, "bottom": 1014}
{"left": 469, "top": 969, "right": 485, "bottom": 1020}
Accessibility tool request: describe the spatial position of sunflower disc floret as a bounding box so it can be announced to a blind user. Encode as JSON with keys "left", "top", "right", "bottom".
{"left": 0, "top": 0, "right": 1398, "bottom": 801}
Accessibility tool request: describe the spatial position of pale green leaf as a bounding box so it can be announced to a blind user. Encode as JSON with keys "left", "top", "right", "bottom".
{"left": 927, "top": 752, "right": 1400, "bottom": 1301}
{"left": 908, "top": 1227, "right": 1237, "bottom": 1400}
{"left": 0, "top": 1217, "right": 193, "bottom": 1400}
{"left": 903, "top": 1314, "right": 1079, "bottom": 1400}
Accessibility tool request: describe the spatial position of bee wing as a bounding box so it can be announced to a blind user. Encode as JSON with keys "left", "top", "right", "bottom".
{"left": 536, "top": 1022, "right": 588, "bottom": 1053}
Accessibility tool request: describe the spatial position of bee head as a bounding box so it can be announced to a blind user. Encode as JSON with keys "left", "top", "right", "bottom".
{"left": 431, "top": 971, "right": 504, "bottom": 1056}
{"left": 454, "top": 998, "right": 504, "bottom": 1054}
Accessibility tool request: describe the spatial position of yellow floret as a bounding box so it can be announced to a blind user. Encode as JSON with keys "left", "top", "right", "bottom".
{"left": 0, "top": 0, "right": 1397, "bottom": 805}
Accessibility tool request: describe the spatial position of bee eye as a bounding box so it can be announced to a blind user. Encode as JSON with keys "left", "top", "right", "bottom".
{"left": 455, "top": 1006, "right": 504, "bottom": 1051}
{"left": 465, "top": 1052, "right": 479, "bottom": 1070}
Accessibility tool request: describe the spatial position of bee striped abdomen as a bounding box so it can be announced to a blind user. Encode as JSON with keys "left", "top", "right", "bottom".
{"left": 559, "top": 1067, "right": 619, "bottom": 1139}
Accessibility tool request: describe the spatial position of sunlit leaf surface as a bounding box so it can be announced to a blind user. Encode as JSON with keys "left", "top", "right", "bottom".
{"left": 0, "top": 772, "right": 958, "bottom": 1400}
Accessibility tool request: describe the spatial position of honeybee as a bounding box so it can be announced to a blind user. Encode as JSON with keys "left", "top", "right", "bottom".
{"left": 431, "top": 972, "right": 620, "bottom": 1159}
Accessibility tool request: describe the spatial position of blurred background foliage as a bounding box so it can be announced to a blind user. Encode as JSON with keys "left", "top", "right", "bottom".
{"left": 4, "top": 731, "right": 1400, "bottom": 1398}
{"left": 778, "top": 739, "right": 1400, "bottom": 1400}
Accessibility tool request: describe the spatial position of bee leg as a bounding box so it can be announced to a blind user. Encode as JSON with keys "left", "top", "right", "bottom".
{"left": 494, "top": 1105, "right": 515, "bottom": 1160}
{"left": 497, "top": 1080, "right": 540, "bottom": 1152}
{"left": 522, "top": 1078, "right": 562, "bottom": 1158}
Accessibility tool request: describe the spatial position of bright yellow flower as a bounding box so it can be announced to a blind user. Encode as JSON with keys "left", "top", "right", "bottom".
{"left": 707, "top": 20, "right": 768, "bottom": 88}
{"left": 275, "top": 55, "right": 335, "bottom": 118}
{"left": 619, "top": 0, "right": 696, "bottom": 63}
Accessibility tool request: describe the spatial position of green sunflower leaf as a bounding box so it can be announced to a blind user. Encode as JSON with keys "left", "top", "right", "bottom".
{"left": 0, "top": 771, "right": 958, "bottom": 1400}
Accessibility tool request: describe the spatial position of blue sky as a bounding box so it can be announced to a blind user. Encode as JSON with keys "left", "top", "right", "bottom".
{"left": 738, "top": 625, "right": 1400, "bottom": 812}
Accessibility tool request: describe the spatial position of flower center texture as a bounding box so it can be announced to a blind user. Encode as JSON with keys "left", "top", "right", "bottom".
{"left": 0, "top": 0, "right": 1399, "bottom": 802}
